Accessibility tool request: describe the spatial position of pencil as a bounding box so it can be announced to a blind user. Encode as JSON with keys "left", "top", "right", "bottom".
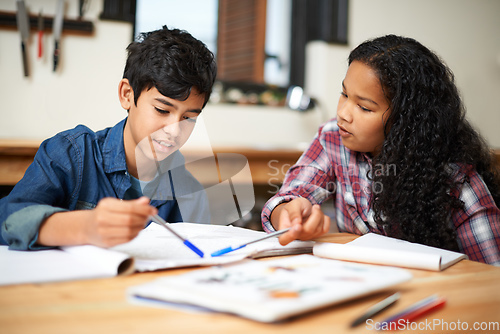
{"left": 350, "top": 292, "right": 400, "bottom": 327}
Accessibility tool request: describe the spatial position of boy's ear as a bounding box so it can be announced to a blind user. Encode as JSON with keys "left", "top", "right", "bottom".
{"left": 118, "top": 78, "right": 134, "bottom": 110}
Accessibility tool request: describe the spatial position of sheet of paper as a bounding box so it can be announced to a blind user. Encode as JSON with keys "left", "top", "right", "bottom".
{"left": 128, "top": 254, "right": 413, "bottom": 322}
{"left": 112, "top": 223, "right": 314, "bottom": 271}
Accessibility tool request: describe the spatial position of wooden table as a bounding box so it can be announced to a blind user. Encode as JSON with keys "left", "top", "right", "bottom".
{"left": 0, "top": 139, "right": 41, "bottom": 186}
{"left": 0, "top": 139, "right": 302, "bottom": 186}
{"left": 1, "top": 233, "right": 499, "bottom": 334}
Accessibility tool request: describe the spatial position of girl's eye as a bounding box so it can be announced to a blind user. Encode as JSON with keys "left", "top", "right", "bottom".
{"left": 340, "top": 91, "right": 347, "bottom": 98}
{"left": 359, "top": 105, "right": 372, "bottom": 112}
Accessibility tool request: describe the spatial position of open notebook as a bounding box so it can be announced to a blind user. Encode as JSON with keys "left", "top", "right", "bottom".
{"left": 0, "top": 223, "right": 313, "bottom": 285}
{"left": 313, "top": 233, "right": 468, "bottom": 271}
{"left": 128, "top": 254, "right": 413, "bottom": 323}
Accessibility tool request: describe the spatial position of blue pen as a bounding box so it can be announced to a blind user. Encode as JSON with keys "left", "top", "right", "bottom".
{"left": 211, "top": 228, "right": 291, "bottom": 257}
{"left": 149, "top": 215, "right": 204, "bottom": 258}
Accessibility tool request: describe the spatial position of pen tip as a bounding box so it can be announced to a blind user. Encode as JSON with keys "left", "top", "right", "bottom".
{"left": 183, "top": 240, "right": 204, "bottom": 258}
{"left": 211, "top": 247, "right": 232, "bottom": 257}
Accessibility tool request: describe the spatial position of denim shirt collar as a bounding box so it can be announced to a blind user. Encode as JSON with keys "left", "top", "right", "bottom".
{"left": 102, "top": 118, "right": 128, "bottom": 174}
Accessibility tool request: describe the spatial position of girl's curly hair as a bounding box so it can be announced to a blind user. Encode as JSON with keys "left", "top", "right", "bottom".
{"left": 349, "top": 35, "right": 500, "bottom": 251}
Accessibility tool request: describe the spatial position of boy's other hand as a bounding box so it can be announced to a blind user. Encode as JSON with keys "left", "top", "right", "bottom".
{"left": 271, "top": 197, "right": 330, "bottom": 246}
{"left": 86, "top": 196, "right": 157, "bottom": 247}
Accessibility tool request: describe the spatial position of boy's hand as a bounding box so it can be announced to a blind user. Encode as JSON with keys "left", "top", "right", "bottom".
{"left": 85, "top": 196, "right": 157, "bottom": 247}
{"left": 271, "top": 197, "right": 330, "bottom": 246}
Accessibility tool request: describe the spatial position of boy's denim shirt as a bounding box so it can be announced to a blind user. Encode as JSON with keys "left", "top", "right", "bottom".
{"left": 0, "top": 118, "right": 208, "bottom": 250}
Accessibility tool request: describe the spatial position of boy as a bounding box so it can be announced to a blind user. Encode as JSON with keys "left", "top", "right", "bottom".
{"left": 0, "top": 26, "right": 217, "bottom": 250}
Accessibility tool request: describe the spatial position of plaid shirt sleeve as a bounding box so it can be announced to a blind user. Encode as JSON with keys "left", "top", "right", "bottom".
{"left": 261, "top": 124, "right": 336, "bottom": 232}
{"left": 453, "top": 169, "right": 500, "bottom": 265}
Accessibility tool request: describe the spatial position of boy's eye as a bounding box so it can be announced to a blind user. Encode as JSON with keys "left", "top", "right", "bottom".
{"left": 183, "top": 115, "right": 198, "bottom": 123}
{"left": 155, "top": 107, "right": 169, "bottom": 114}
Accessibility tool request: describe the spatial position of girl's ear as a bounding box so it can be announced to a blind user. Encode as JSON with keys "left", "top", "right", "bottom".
{"left": 118, "top": 78, "right": 134, "bottom": 111}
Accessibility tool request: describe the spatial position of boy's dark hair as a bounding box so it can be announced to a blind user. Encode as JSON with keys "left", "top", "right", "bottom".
{"left": 349, "top": 35, "right": 500, "bottom": 251}
{"left": 123, "top": 26, "right": 217, "bottom": 107}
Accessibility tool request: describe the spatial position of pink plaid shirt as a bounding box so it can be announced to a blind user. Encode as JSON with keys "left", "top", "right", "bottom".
{"left": 261, "top": 119, "right": 500, "bottom": 265}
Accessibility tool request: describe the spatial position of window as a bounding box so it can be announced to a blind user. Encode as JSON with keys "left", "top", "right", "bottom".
{"left": 134, "top": 0, "right": 348, "bottom": 88}
{"left": 135, "top": 0, "right": 219, "bottom": 54}
{"left": 134, "top": 0, "right": 291, "bottom": 87}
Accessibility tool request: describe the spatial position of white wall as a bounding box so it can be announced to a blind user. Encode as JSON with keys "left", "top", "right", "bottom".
{"left": 305, "top": 0, "right": 500, "bottom": 148}
{"left": 0, "top": 0, "right": 130, "bottom": 140}
{"left": 1, "top": 0, "right": 499, "bottom": 149}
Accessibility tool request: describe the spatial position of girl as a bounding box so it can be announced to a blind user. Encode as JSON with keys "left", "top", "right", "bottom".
{"left": 262, "top": 35, "right": 500, "bottom": 265}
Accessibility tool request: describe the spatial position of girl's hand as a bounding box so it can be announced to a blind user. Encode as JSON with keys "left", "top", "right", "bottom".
{"left": 270, "top": 197, "right": 331, "bottom": 246}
